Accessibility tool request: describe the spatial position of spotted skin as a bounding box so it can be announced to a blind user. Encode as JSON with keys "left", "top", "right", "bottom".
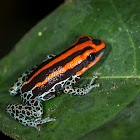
{"left": 6, "top": 36, "right": 106, "bottom": 131}
{"left": 64, "top": 75, "right": 99, "bottom": 95}
{"left": 9, "top": 54, "right": 55, "bottom": 96}
{"left": 9, "top": 68, "right": 34, "bottom": 96}
{"left": 7, "top": 54, "right": 56, "bottom": 131}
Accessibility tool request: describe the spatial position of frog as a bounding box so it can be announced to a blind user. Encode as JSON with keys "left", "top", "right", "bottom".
{"left": 6, "top": 36, "right": 106, "bottom": 131}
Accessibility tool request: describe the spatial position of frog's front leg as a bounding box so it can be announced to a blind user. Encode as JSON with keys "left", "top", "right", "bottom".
{"left": 63, "top": 75, "right": 99, "bottom": 95}
{"left": 6, "top": 95, "right": 56, "bottom": 131}
{"left": 9, "top": 54, "right": 56, "bottom": 96}
{"left": 43, "top": 54, "right": 56, "bottom": 62}
{"left": 9, "top": 65, "right": 38, "bottom": 96}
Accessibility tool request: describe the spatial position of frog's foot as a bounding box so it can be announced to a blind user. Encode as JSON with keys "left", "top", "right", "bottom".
{"left": 64, "top": 75, "right": 99, "bottom": 95}
{"left": 89, "top": 75, "right": 98, "bottom": 85}
{"left": 35, "top": 117, "right": 56, "bottom": 131}
{"left": 12, "top": 116, "right": 56, "bottom": 131}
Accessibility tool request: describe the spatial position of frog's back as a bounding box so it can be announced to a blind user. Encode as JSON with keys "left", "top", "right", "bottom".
{"left": 21, "top": 36, "right": 105, "bottom": 100}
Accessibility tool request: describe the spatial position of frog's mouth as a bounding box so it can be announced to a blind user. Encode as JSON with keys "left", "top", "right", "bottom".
{"left": 96, "top": 46, "right": 106, "bottom": 58}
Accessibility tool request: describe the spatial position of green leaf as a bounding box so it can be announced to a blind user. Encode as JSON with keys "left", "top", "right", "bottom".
{"left": 0, "top": 0, "right": 140, "bottom": 139}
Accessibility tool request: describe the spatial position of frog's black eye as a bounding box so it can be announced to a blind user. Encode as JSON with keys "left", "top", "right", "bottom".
{"left": 87, "top": 53, "right": 96, "bottom": 62}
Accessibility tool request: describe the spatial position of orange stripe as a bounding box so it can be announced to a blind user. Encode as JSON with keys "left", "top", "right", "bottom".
{"left": 22, "top": 37, "right": 105, "bottom": 89}
{"left": 32, "top": 49, "right": 96, "bottom": 89}
{"left": 23, "top": 40, "right": 95, "bottom": 86}
{"left": 76, "top": 67, "right": 88, "bottom": 76}
{"left": 33, "top": 55, "right": 83, "bottom": 89}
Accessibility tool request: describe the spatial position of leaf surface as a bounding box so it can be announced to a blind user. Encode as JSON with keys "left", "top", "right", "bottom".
{"left": 0, "top": 0, "right": 140, "bottom": 139}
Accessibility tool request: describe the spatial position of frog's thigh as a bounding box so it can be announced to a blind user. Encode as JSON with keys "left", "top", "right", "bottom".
{"left": 6, "top": 99, "right": 43, "bottom": 127}
{"left": 64, "top": 75, "right": 99, "bottom": 95}
{"left": 6, "top": 100, "right": 56, "bottom": 131}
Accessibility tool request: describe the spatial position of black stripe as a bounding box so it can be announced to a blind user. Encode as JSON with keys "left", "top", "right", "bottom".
{"left": 26, "top": 56, "right": 56, "bottom": 81}
{"left": 31, "top": 46, "right": 92, "bottom": 83}
{"left": 26, "top": 36, "right": 91, "bottom": 81}
{"left": 57, "top": 36, "right": 91, "bottom": 57}
{"left": 77, "top": 36, "right": 90, "bottom": 42}
{"left": 32, "top": 59, "right": 88, "bottom": 98}
{"left": 26, "top": 37, "right": 91, "bottom": 81}
{"left": 21, "top": 46, "right": 92, "bottom": 93}
{"left": 92, "top": 39, "right": 101, "bottom": 45}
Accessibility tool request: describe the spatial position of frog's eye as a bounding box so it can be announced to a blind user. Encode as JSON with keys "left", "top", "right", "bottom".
{"left": 87, "top": 53, "right": 96, "bottom": 62}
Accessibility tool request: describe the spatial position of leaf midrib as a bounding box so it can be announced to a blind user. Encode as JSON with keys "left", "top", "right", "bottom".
{"left": 86, "top": 75, "right": 140, "bottom": 79}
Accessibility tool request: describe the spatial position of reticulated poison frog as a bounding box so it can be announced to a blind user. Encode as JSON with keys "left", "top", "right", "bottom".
{"left": 6, "top": 36, "right": 106, "bottom": 131}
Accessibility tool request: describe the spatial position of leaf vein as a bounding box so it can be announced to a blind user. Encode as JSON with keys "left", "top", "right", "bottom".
{"left": 110, "top": 0, "right": 137, "bottom": 74}
{"left": 87, "top": 75, "right": 140, "bottom": 79}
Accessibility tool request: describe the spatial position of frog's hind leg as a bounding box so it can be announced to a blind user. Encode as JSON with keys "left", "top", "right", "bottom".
{"left": 6, "top": 97, "right": 56, "bottom": 131}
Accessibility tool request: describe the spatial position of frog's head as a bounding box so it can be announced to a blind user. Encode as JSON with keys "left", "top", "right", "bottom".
{"left": 75, "top": 36, "right": 106, "bottom": 75}
{"left": 83, "top": 37, "right": 105, "bottom": 69}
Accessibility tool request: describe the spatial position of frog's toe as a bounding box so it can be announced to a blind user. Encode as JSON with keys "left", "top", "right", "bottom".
{"left": 89, "top": 75, "right": 98, "bottom": 85}
{"left": 46, "top": 116, "right": 56, "bottom": 122}
{"left": 54, "top": 117, "right": 57, "bottom": 121}
{"left": 51, "top": 117, "right": 56, "bottom": 122}
{"left": 91, "top": 83, "right": 100, "bottom": 88}
{"left": 37, "top": 126, "right": 41, "bottom": 132}
{"left": 93, "top": 75, "right": 98, "bottom": 78}
{"left": 35, "top": 116, "right": 56, "bottom": 127}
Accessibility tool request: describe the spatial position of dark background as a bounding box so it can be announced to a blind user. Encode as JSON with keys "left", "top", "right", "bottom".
{"left": 0, "top": 0, "right": 64, "bottom": 59}
{"left": 0, "top": 0, "right": 64, "bottom": 139}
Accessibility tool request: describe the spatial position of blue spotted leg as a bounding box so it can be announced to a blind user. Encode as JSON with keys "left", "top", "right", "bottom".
{"left": 7, "top": 54, "right": 56, "bottom": 131}
{"left": 63, "top": 75, "right": 99, "bottom": 95}
{"left": 6, "top": 93, "right": 56, "bottom": 131}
